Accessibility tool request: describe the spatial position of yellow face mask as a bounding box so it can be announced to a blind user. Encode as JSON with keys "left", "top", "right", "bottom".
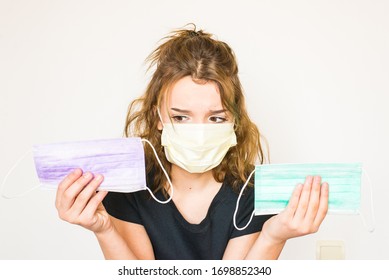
{"left": 161, "top": 122, "right": 237, "bottom": 173}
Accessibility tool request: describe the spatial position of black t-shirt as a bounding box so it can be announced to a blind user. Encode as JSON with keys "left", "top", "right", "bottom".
{"left": 102, "top": 181, "right": 273, "bottom": 260}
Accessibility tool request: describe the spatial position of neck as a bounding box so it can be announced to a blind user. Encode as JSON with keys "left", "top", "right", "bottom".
{"left": 170, "top": 165, "right": 216, "bottom": 191}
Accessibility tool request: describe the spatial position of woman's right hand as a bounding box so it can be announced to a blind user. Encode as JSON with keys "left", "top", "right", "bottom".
{"left": 55, "top": 168, "right": 111, "bottom": 234}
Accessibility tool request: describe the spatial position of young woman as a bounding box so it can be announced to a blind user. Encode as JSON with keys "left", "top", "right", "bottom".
{"left": 55, "top": 26, "right": 329, "bottom": 260}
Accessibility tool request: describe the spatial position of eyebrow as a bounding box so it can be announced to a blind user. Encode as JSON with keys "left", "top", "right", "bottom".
{"left": 170, "top": 107, "right": 191, "bottom": 113}
{"left": 170, "top": 108, "right": 227, "bottom": 114}
{"left": 209, "top": 109, "right": 227, "bottom": 114}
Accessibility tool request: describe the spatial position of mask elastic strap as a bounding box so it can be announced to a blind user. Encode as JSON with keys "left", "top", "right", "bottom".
{"left": 140, "top": 139, "right": 174, "bottom": 204}
{"left": 359, "top": 168, "right": 376, "bottom": 233}
{"left": 1, "top": 149, "right": 40, "bottom": 199}
{"left": 233, "top": 169, "right": 256, "bottom": 231}
{"left": 157, "top": 107, "right": 175, "bottom": 131}
{"left": 156, "top": 108, "right": 165, "bottom": 128}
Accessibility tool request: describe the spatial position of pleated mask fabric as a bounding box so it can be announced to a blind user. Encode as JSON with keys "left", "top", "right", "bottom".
{"left": 254, "top": 162, "right": 362, "bottom": 215}
{"left": 33, "top": 138, "right": 147, "bottom": 193}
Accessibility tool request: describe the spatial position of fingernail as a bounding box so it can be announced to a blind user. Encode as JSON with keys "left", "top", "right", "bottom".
{"left": 83, "top": 172, "right": 92, "bottom": 179}
{"left": 95, "top": 174, "right": 103, "bottom": 181}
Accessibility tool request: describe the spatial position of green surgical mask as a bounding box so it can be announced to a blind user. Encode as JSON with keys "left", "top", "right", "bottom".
{"left": 254, "top": 162, "right": 362, "bottom": 215}
{"left": 233, "top": 162, "right": 375, "bottom": 232}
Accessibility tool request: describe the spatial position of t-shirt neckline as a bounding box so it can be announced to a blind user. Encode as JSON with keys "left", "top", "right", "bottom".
{"left": 168, "top": 181, "right": 228, "bottom": 232}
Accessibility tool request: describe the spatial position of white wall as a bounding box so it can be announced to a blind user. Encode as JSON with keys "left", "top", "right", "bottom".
{"left": 1, "top": 0, "right": 388, "bottom": 259}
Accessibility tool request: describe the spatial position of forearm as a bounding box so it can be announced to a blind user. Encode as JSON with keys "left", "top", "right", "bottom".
{"left": 95, "top": 227, "right": 137, "bottom": 260}
{"left": 244, "top": 232, "right": 286, "bottom": 260}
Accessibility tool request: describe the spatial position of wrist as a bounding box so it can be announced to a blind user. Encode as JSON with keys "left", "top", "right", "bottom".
{"left": 245, "top": 229, "right": 286, "bottom": 260}
{"left": 260, "top": 222, "right": 287, "bottom": 247}
{"left": 260, "top": 230, "right": 287, "bottom": 248}
{"left": 93, "top": 223, "right": 137, "bottom": 260}
{"left": 94, "top": 223, "right": 116, "bottom": 239}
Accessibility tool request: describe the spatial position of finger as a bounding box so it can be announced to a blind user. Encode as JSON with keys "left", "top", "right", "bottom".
{"left": 59, "top": 171, "right": 94, "bottom": 211}
{"left": 81, "top": 190, "right": 109, "bottom": 222}
{"left": 284, "top": 183, "right": 304, "bottom": 218}
{"left": 68, "top": 174, "right": 104, "bottom": 216}
{"left": 56, "top": 168, "right": 83, "bottom": 208}
{"left": 304, "top": 176, "right": 322, "bottom": 222}
{"left": 294, "top": 176, "right": 313, "bottom": 219}
{"left": 313, "top": 182, "right": 329, "bottom": 229}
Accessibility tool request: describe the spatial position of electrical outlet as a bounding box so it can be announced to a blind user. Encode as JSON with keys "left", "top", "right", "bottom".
{"left": 316, "top": 240, "right": 345, "bottom": 260}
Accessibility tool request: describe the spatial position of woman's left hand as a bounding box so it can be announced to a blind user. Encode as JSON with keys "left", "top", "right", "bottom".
{"left": 260, "top": 175, "right": 329, "bottom": 245}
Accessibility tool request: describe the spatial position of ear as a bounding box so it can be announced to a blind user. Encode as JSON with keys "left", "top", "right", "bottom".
{"left": 154, "top": 106, "right": 163, "bottom": 131}
{"left": 157, "top": 120, "right": 163, "bottom": 131}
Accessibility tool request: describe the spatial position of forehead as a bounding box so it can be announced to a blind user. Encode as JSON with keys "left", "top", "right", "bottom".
{"left": 165, "top": 76, "right": 222, "bottom": 109}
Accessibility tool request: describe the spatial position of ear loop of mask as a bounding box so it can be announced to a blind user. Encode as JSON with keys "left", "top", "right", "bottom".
{"left": 233, "top": 169, "right": 256, "bottom": 231}
{"left": 1, "top": 149, "right": 40, "bottom": 199}
{"left": 157, "top": 108, "right": 165, "bottom": 128}
{"left": 358, "top": 168, "right": 376, "bottom": 233}
{"left": 140, "top": 138, "right": 174, "bottom": 204}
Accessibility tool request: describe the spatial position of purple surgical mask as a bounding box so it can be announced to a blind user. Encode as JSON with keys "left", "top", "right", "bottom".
{"left": 33, "top": 138, "right": 147, "bottom": 193}
{"left": 2, "top": 138, "right": 173, "bottom": 203}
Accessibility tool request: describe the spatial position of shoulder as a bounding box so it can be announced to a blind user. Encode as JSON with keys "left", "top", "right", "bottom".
{"left": 221, "top": 179, "right": 255, "bottom": 204}
{"left": 103, "top": 190, "right": 153, "bottom": 224}
{"left": 221, "top": 180, "right": 274, "bottom": 238}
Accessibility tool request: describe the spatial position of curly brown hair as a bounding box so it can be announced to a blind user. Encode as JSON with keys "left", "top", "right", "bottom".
{"left": 124, "top": 24, "right": 265, "bottom": 194}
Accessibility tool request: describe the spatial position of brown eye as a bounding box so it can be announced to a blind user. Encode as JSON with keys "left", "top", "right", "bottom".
{"left": 209, "top": 116, "right": 227, "bottom": 123}
{"left": 172, "top": 115, "right": 188, "bottom": 122}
